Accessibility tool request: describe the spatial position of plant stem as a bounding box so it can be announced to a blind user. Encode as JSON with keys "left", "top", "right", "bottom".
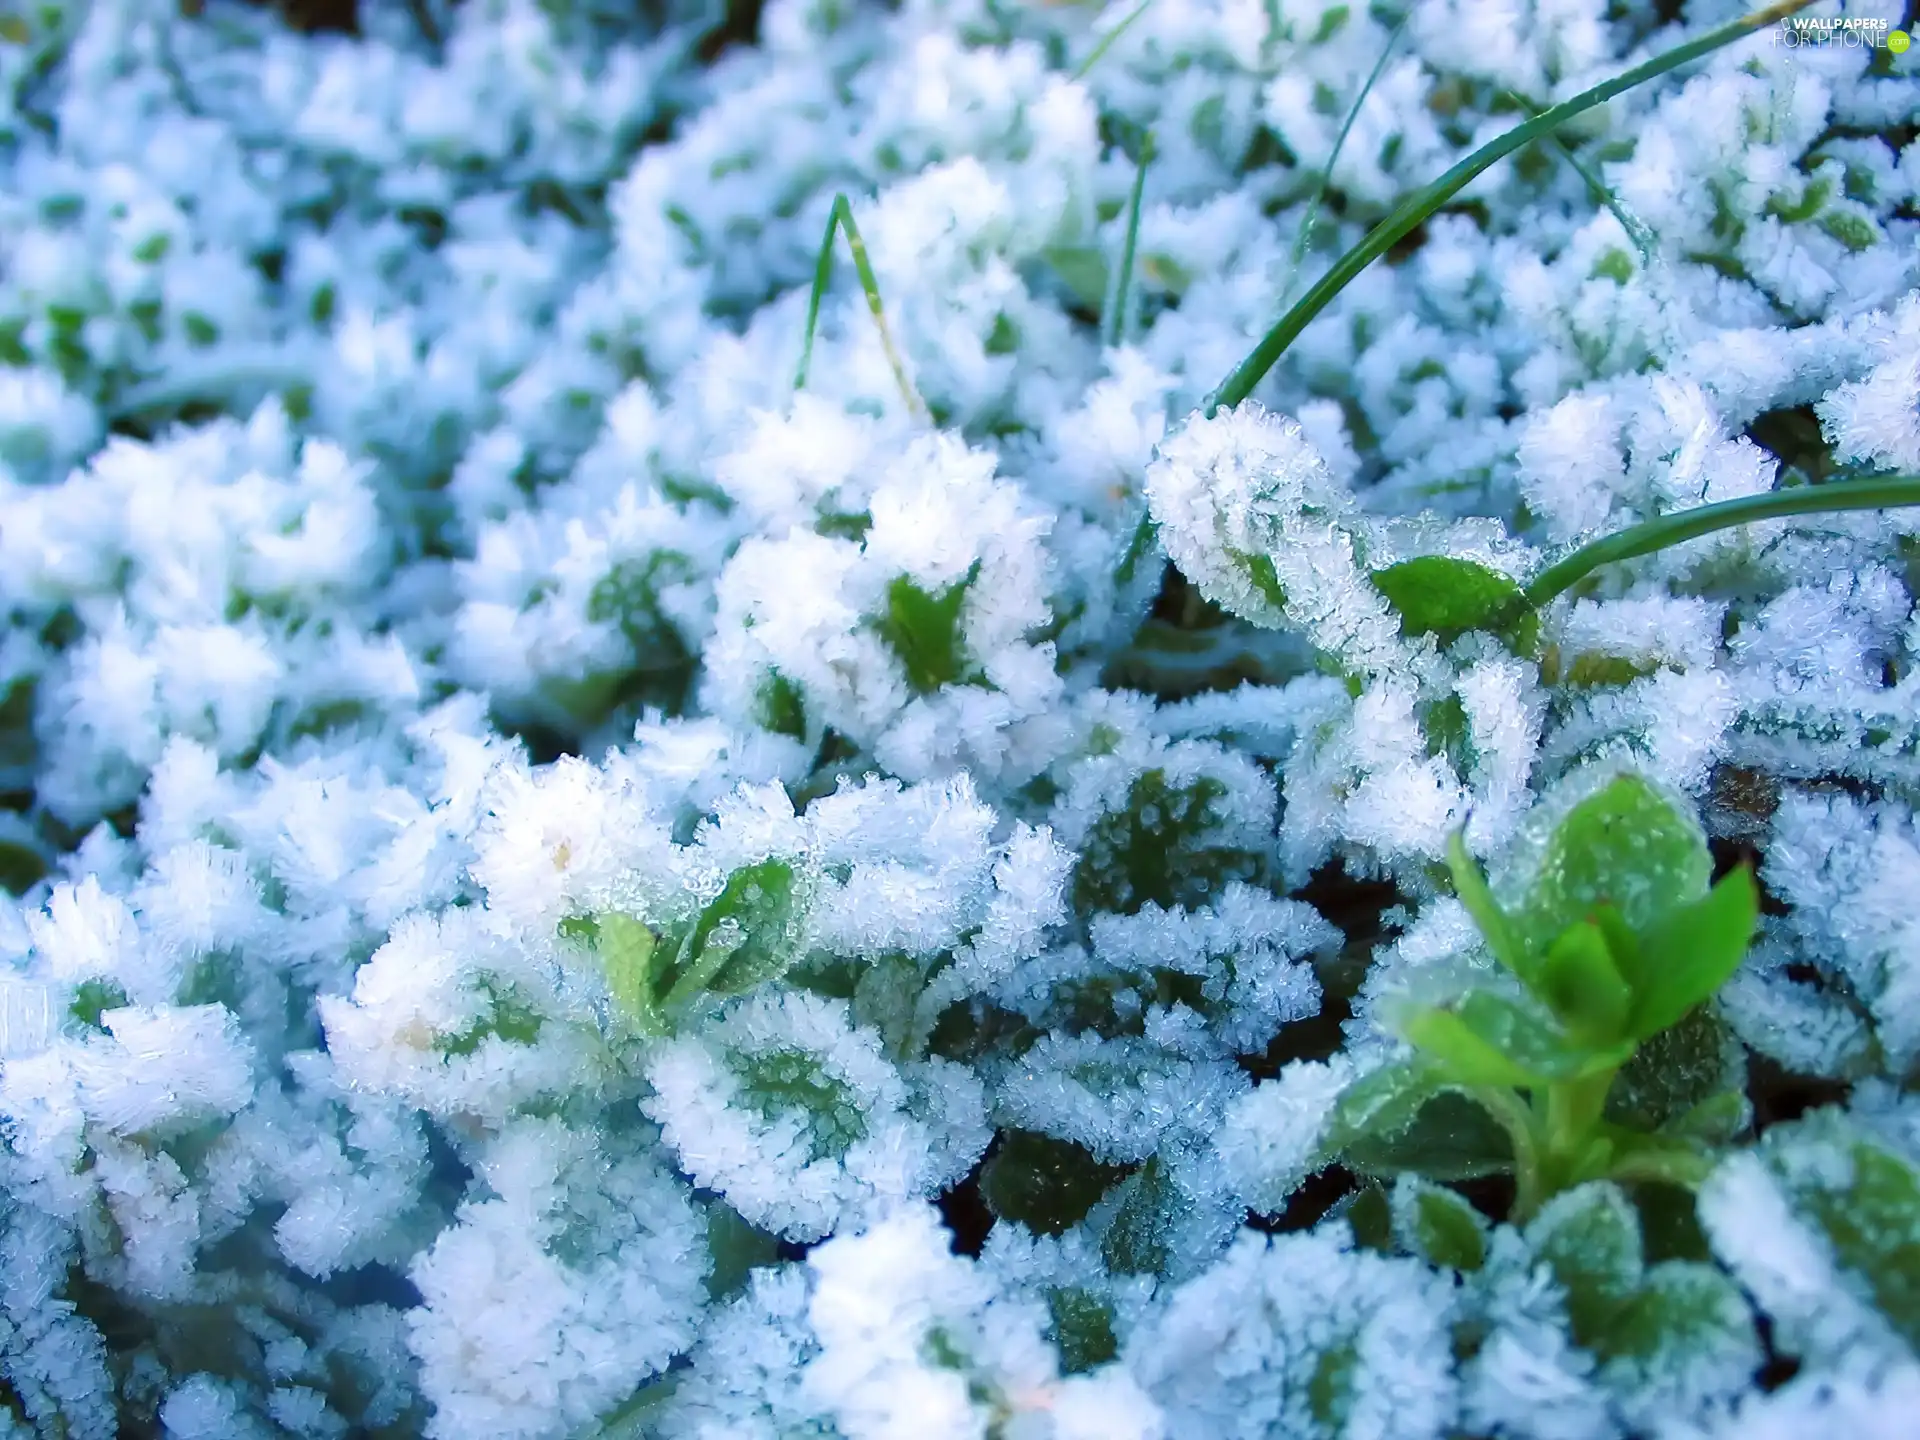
{"left": 1521, "top": 475, "right": 1920, "bottom": 612}
{"left": 1280, "top": 11, "right": 1411, "bottom": 309}
{"left": 794, "top": 193, "right": 925, "bottom": 419}
{"left": 1204, "top": 0, "right": 1814, "bottom": 415}
{"left": 1103, "top": 132, "right": 1155, "bottom": 351}
{"left": 1074, "top": 0, "right": 1156, "bottom": 81}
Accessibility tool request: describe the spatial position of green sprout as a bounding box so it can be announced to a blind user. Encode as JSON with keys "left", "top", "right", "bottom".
{"left": 794, "top": 192, "right": 925, "bottom": 420}
{"left": 1321, "top": 773, "right": 1760, "bottom": 1221}
{"left": 562, "top": 858, "right": 807, "bottom": 1039}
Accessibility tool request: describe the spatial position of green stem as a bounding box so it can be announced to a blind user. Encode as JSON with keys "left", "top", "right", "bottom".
{"left": 1103, "top": 132, "right": 1155, "bottom": 351}
{"left": 1281, "top": 11, "right": 1411, "bottom": 308}
{"left": 1509, "top": 91, "right": 1658, "bottom": 261}
{"left": 1521, "top": 475, "right": 1920, "bottom": 612}
{"left": 794, "top": 193, "right": 925, "bottom": 419}
{"left": 1205, "top": 0, "right": 1813, "bottom": 415}
{"left": 1074, "top": 0, "right": 1156, "bottom": 81}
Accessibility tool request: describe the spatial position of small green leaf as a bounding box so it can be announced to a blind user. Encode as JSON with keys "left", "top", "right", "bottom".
{"left": 1597, "top": 1261, "right": 1756, "bottom": 1373}
{"left": 596, "top": 912, "right": 663, "bottom": 1035}
{"left": 755, "top": 671, "right": 807, "bottom": 739}
{"left": 1527, "top": 1182, "right": 1645, "bottom": 1349}
{"left": 1322, "top": 1060, "right": 1452, "bottom": 1157}
{"left": 1625, "top": 866, "right": 1757, "bottom": 1041}
{"left": 981, "top": 1131, "right": 1130, "bottom": 1237}
{"left": 1369, "top": 556, "right": 1525, "bottom": 641}
{"left": 1447, "top": 828, "right": 1532, "bottom": 981}
{"left": 1045, "top": 1288, "right": 1119, "bottom": 1373}
{"left": 1340, "top": 1090, "right": 1518, "bottom": 1182}
{"left": 682, "top": 859, "right": 805, "bottom": 1000}
{"left": 874, "top": 562, "right": 981, "bottom": 694}
{"left": 1519, "top": 775, "right": 1711, "bottom": 953}
{"left": 1393, "top": 1176, "right": 1488, "bottom": 1272}
{"left": 1534, "top": 920, "right": 1632, "bottom": 1043}
{"left": 1661, "top": 1090, "right": 1750, "bottom": 1147}
{"left": 1400, "top": 992, "right": 1631, "bottom": 1087}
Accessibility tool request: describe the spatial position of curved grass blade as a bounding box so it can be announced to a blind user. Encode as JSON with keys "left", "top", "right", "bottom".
{"left": 1507, "top": 91, "right": 1658, "bottom": 262}
{"left": 1102, "top": 131, "right": 1156, "bottom": 351}
{"left": 1074, "top": 0, "right": 1156, "bottom": 82}
{"left": 1519, "top": 475, "right": 1920, "bottom": 613}
{"left": 1279, "top": 9, "right": 1412, "bottom": 309}
{"left": 794, "top": 193, "right": 925, "bottom": 419}
{"left": 1206, "top": 0, "right": 1814, "bottom": 415}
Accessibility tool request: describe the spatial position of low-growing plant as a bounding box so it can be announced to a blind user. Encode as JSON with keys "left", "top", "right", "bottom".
{"left": 1321, "top": 772, "right": 1758, "bottom": 1221}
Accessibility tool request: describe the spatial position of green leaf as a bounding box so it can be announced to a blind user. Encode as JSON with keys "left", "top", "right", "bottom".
{"left": 704, "top": 1203, "right": 783, "bottom": 1301}
{"left": 1661, "top": 1090, "right": 1750, "bottom": 1147}
{"left": 1369, "top": 556, "right": 1525, "bottom": 641}
{"left": 1339, "top": 1089, "right": 1518, "bottom": 1183}
{"left": 1400, "top": 992, "right": 1631, "bottom": 1087}
{"left": 1100, "top": 1154, "right": 1177, "bottom": 1276}
{"left": 1527, "top": 1182, "right": 1645, "bottom": 1349}
{"left": 1519, "top": 774, "right": 1711, "bottom": 953}
{"left": 1598, "top": 1130, "right": 1716, "bottom": 1191}
{"left": 1787, "top": 1130, "right": 1920, "bottom": 1353}
{"left": 1322, "top": 1060, "right": 1453, "bottom": 1157}
{"left": 1393, "top": 1176, "right": 1488, "bottom": 1272}
{"left": 1625, "top": 866, "right": 1758, "bottom": 1041}
{"left": 1534, "top": 920, "right": 1632, "bottom": 1043}
{"left": 980, "top": 1131, "right": 1130, "bottom": 1237}
{"left": 734, "top": 1048, "right": 868, "bottom": 1159}
{"left": 1446, "top": 828, "right": 1532, "bottom": 981}
{"left": 874, "top": 562, "right": 981, "bottom": 694}
{"left": 596, "top": 912, "right": 664, "bottom": 1035}
{"left": 1597, "top": 1261, "right": 1756, "bottom": 1372}
{"left": 681, "top": 859, "right": 805, "bottom": 1000}
{"left": 1045, "top": 1288, "right": 1119, "bottom": 1374}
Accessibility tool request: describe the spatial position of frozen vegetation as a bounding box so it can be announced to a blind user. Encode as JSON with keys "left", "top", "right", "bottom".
{"left": 1, "top": 0, "right": 1919, "bottom": 1436}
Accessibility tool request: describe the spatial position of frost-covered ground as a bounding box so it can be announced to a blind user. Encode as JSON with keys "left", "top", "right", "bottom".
{"left": 1, "top": 0, "right": 1919, "bottom": 1436}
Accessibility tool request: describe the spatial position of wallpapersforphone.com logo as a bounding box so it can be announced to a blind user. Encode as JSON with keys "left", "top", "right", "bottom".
{"left": 1773, "top": 15, "right": 1911, "bottom": 52}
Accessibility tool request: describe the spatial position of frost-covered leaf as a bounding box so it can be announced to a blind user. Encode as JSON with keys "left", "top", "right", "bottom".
{"left": 684, "top": 858, "right": 805, "bottom": 999}
{"left": 1392, "top": 1176, "right": 1488, "bottom": 1272}
{"left": 1369, "top": 556, "right": 1524, "bottom": 641}
{"left": 979, "top": 1130, "right": 1129, "bottom": 1236}
{"left": 1518, "top": 775, "right": 1711, "bottom": 953}
{"left": 1596, "top": 1261, "right": 1757, "bottom": 1392}
{"left": 1527, "top": 1182, "right": 1645, "bottom": 1350}
{"left": 1340, "top": 1090, "right": 1517, "bottom": 1183}
{"left": 873, "top": 562, "right": 981, "bottom": 694}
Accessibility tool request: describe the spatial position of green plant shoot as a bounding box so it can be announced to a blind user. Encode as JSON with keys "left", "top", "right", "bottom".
{"left": 794, "top": 192, "right": 925, "bottom": 419}
{"left": 1321, "top": 773, "right": 1761, "bottom": 1221}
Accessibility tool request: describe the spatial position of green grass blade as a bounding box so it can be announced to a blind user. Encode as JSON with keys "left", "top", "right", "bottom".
{"left": 1520, "top": 475, "right": 1920, "bottom": 612}
{"left": 1206, "top": 0, "right": 1814, "bottom": 415}
{"left": 1075, "top": 0, "right": 1156, "bottom": 82}
{"left": 1508, "top": 91, "right": 1658, "bottom": 262}
{"left": 1103, "top": 132, "right": 1155, "bottom": 351}
{"left": 794, "top": 193, "right": 925, "bottom": 419}
{"left": 1280, "top": 9, "right": 1412, "bottom": 309}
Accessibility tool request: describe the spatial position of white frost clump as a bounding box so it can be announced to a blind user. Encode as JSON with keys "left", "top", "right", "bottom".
{"left": 2, "top": 0, "right": 1919, "bottom": 1435}
{"left": 406, "top": 1118, "right": 707, "bottom": 1440}
{"left": 644, "top": 989, "right": 988, "bottom": 1241}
